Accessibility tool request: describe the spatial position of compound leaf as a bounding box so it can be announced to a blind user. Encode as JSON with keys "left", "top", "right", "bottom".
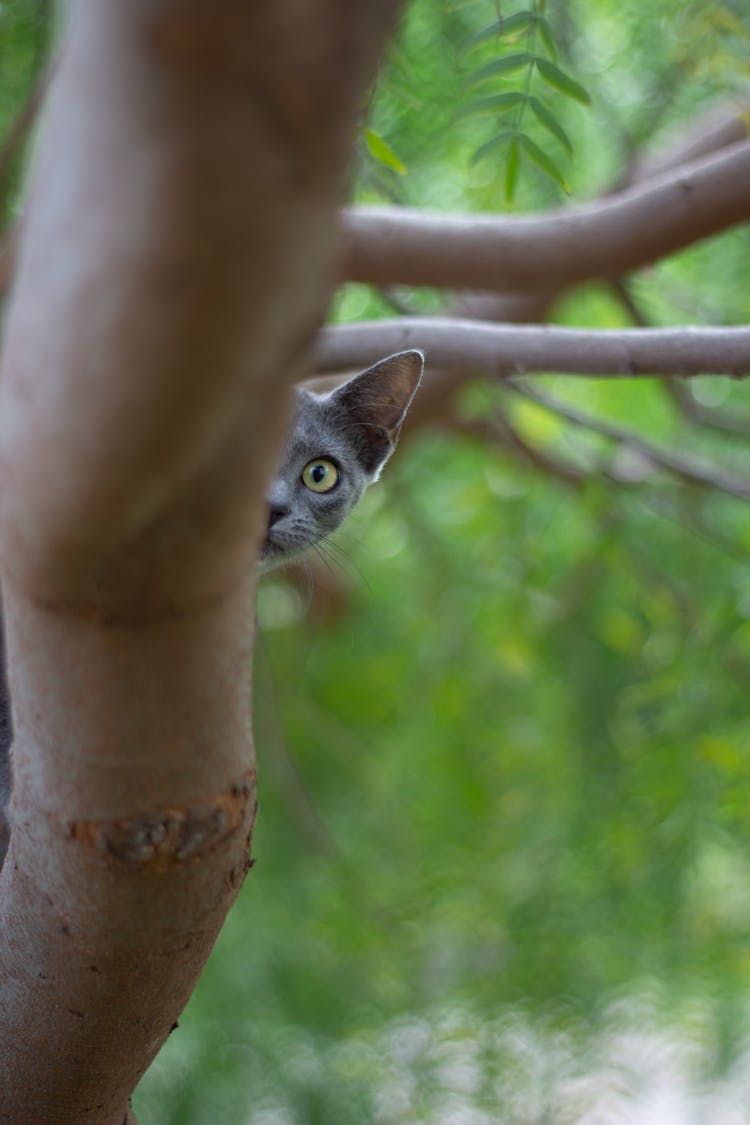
{"left": 528, "top": 95, "right": 573, "bottom": 153}
{"left": 535, "top": 57, "right": 591, "bottom": 105}
{"left": 519, "top": 132, "right": 570, "bottom": 190}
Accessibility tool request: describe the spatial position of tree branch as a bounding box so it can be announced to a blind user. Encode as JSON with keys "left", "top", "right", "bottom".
{"left": 343, "top": 140, "right": 750, "bottom": 292}
{"left": 510, "top": 381, "right": 750, "bottom": 502}
{"left": 316, "top": 319, "right": 750, "bottom": 379}
{"left": 625, "top": 102, "right": 750, "bottom": 187}
{"left": 609, "top": 278, "right": 750, "bottom": 439}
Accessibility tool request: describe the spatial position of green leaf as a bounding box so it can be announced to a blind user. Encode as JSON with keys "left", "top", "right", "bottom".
{"left": 534, "top": 15, "right": 558, "bottom": 60}
{"left": 462, "top": 11, "right": 534, "bottom": 52}
{"left": 469, "top": 52, "right": 532, "bottom": 84}
{"left": 528, "top": 95, "right": 573, "bottom": 153}
{"left": 505, "top": 135, "right": 520, "bottom": 201}
{"left": 457, "top": 91, "right": 527, "bottom": 119}
{"left": 498, "top": 10, "right": 536, "bottom": 36}
{"left": 470, "top": 129, "right": 518, "bottom": 167}
{"left": 519, "top": 132, "right": 570, "bottom": 191}
{"left": 365, "top": 129, "right": 408, "bottom": 175}
{"left": 535, "top": 57, "right": 591, "bottom": 105}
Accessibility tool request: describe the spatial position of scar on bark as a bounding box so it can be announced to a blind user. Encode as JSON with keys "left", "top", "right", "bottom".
{"left": 69, "top": 770, "right": 256, "bottom": 872}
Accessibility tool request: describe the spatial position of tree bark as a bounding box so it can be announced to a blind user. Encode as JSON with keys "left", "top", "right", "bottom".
{"left": 317, "top": 320, "right": 750, "bottom": 379}
{"left": 0, "top": 2, "right": 402, "bottom": 1122}
{"left": 343, "top": 139, "right": 750, "bottom": 292}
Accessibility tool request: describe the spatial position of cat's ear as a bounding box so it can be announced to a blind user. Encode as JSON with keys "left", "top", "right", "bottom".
{"left": 333, "top": 350, "right": 424, "bottom": 476}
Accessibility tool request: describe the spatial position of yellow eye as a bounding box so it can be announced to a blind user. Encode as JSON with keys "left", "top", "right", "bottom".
{"left": 302, "top": 458, "right": 339, "bottom": 493}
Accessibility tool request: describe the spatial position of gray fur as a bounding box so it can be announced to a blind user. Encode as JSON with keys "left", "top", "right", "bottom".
{"left": 260, "top": 350, "right": 423, "bottom": 571}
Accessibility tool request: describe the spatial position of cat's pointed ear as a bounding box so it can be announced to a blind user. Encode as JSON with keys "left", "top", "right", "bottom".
{"left": 333, "top": 350, "right": 424, "bottom": 476}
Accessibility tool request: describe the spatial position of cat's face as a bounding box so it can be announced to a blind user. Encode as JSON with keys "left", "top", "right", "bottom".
{"left": 260, "top": 350, "right": 423, "bottom": 572}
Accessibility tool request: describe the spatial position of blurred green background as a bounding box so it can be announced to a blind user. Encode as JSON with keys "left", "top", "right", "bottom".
{"left": 4, "top": 0, "right": 750, "bottom": 1120}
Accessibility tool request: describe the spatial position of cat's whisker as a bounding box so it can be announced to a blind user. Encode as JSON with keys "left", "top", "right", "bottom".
{"left": 318, "top": 535, "right": 349, "bottom": 559}
{"left": 329, "top": 515, "right": 369, "bottom": 550}
{"left": 319, "top": 536, "right": 372, "bottom": 592}
{"left": 311, "top": 541, "right": 341, "bottom": 580}
{"left": 300, "top": 558, "right": 315, "bottom": 613}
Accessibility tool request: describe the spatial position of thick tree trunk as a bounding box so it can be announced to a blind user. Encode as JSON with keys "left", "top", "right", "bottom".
{"left": 0, "top": 3, "right": 402, "bottom": 1122}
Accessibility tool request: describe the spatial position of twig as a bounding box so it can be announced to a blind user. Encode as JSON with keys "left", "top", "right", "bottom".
{"left": 457, "top": 412, "right": 587, "bottom": 488}
{"left": 660, "top": 377, "right": 750, "bottom": 438}
{"left": 610, "top": 278, "right": 750, "bottom": 439}
{"left": 508, "top": 380, "right": 750, "bottom": 502}
{"left": 627, "top": 102, "right": 750, "bottom": 186}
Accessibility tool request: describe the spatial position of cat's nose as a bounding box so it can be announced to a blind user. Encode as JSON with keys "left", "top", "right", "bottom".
{"left": 268, "top": 505, "right": 288, "bottom": 529}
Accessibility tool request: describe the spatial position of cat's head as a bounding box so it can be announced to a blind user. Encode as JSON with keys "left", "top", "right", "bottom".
{"left": 260, "top": 350, "right": 423, "bottom": 572}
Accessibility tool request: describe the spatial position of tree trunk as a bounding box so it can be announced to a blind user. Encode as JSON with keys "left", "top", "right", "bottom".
{"left": 0, "top": 3, "right": 402, "bottom": 1122}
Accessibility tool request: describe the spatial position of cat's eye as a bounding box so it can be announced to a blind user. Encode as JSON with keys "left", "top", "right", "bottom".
{"left": 302, "top": 458, "right": 339, "bottom": 493}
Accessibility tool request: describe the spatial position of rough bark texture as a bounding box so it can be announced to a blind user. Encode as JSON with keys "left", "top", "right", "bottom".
{"left": 0, "top": 2, "right": 403, "bottom": 1122}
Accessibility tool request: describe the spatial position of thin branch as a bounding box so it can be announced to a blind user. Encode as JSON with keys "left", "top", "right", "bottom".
{"left": 315, "top": 318, "right": 750, "bottom": 379}
{"left": 609, "top": 278, "right": 648, "bottom": 330}
{"left": 627, "top": 102, "right": 750, "bottom": 187}
{"left": 660, "top": 377, "right": 750, "bottom": 438}
{"left": 509, "top": 381, "right": 750, "bottom": 502}
{"left": 343, "top": 140, "right": 750, "bottom": 292}
{"left": 459, "top": 386, "right": 747, "bottom": 501}
{"left": 457, "top": 412, "right": 587, "bottom": 488}
{"left": 610, "top": 278, "right": 750, "bottom": 439}
{"left": 644, "top": 494, "right": 750, "bottom": 569}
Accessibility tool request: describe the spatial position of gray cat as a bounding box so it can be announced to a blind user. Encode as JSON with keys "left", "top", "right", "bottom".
{"left": 0, "top": 349, "right": 423, "bottom": 865}
{"left": 260, "top": 349, "right": 423, "bottom": 571}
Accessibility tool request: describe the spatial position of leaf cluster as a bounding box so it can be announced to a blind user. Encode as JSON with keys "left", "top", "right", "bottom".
{"left": 461, "top": 2, "right": 590, "bottom": 199}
